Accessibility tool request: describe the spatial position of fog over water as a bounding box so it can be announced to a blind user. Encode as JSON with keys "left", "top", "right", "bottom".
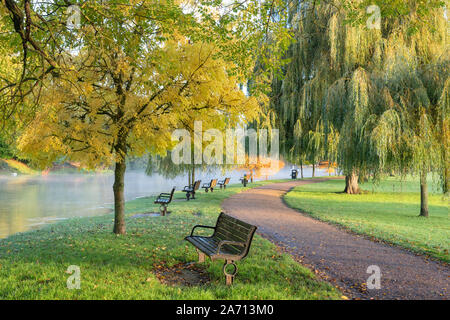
{"left": 0, "top": 165, "right": 329, "bottom": 238}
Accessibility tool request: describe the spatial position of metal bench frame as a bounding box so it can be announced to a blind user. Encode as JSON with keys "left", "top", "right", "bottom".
{"left": 185, "top": 212, "right": 257, "bottom": 285}
{"left": 218, "top": 177, "right": 231, "bottom": 189}
{"left": 154, "top": 187, "right": 175, "bottom": 216}
{"left": 182, "top": 180, "right": 201, "bottom": 201}
{"left": 202, "top": 179, "right": 217, "bottom": 193}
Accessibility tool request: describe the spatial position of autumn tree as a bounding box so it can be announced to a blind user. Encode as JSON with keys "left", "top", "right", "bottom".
{"left": 18, "top": 39, "right": 261, "bottom": 234}
{"left": 4, "top": 1, "right": 289, "bottom": 234}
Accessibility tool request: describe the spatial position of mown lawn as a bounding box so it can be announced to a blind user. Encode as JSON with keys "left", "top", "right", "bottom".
{"left": 284, "top": 178, "right": 449, "bottom": 263}
{"left": 0, "top": 180, "right": 341, "bottom": 299}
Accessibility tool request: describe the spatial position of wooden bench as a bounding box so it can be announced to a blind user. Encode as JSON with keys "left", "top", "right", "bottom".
{"left": 185, "top": 212, "right": 257, "bottom": 285}
{"left": 182, "top": 180, "right": 201, "bottom": 201}
{"left": 218, "top": 177, "right": 231, "bottom": 189}
{"left": 154, "top": 187, "right": 175, "bottom": 216}
{"left": 202, "top": 179, "right": 217, "bottom": 192}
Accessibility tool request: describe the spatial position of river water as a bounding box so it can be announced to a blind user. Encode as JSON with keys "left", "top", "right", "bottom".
{"left": 0, "top": 166, "right": 329, "bottom": 238}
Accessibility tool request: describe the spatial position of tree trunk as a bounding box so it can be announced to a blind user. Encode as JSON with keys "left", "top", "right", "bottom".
{"left": 300, "top": 162, "right": 304, "bottom": 179}
{"left": 443, "top": 164, "right": 449, "bottom": 195}
{"left": 312, "top": 163, "right": 315, "bottom": 177}
{"left": 191, "top": 165, "right": 195, "bottom": 184}
{"left": 420, "top": 170, "right": 429, "bottom": 217}
{"left": 113, "top": 160, "right": 126, "bottom": 234}
{"left": 344, "top": 172, "right": 360, "bottom": 194}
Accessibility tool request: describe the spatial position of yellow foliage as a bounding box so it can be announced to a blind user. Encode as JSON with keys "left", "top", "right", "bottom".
{"left": 18, "top": 38, "right": 263, "bottom": 169}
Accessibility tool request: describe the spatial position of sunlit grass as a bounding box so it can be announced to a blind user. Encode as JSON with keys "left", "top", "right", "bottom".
{"left": 284, "top": 178, "right": 449, "bottom": 263}
{"left": 0, "top": 159, "right": 38, "bottom": 175}
{"left": 0, "top": 180, "right": 340, "bottom": 300}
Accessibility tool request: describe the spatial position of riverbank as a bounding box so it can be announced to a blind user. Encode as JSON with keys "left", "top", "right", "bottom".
{"left": 284, "top": 178, "right": 449, "bottom": 263}
{"left": 0, "top": 159, "right": 38, "bottom": 175}
{"left": 0, "top": 158, "right": 114, "bottom": 176}
{"left": 0, "top": 179, "right": 341, "bottom": 299}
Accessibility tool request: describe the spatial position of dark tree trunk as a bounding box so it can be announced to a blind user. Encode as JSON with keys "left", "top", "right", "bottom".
{"left": 300, "top": 162, "right": 304, "bottom": 179}
{"left": 443, "top": 165, "right": 449, "bottom": 195}
{"left": 191, "top": 165, "right": 195, "bottom": 184}
{"left": 312, "top": 164, "right": 315, "bottom": 177}
{"left": 420, "top": 170, "right": 429, "bottom": 217}
{"left": 113, "top": 160, "right": 126, "bottom": 234}
{"left": 344, "top": 171, "right": 360, "bottom": 194}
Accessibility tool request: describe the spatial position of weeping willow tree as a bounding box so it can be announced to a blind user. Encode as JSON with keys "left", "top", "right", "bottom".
{"left": 270, "top": 1, "right": 448, "bottom": 215}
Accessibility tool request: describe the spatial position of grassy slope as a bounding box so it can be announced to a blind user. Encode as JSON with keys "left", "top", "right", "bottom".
{"left": 0, "top": 159, "right": 38, "bottom": 175}
{"left": 0, "top": 180, "right": 340, "bottom": 300}
{"left": 284, "top": 178, "right": 449, "bottom": 263}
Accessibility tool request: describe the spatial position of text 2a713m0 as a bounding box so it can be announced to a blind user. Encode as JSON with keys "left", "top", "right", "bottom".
{"left": 220, "top": 304, "right": 274, "bottom": 315}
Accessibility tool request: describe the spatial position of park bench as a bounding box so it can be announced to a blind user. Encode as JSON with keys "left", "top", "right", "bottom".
{"left": 218, "top": 177, "right": 231, "bottom": 189}
{"left": 240, "top": 176, "right": 248, "bottom": 187}
{"left": 154, "top": 187, "right": 175, "bottom": 216}
{"left": 185, "top": 212, "right": 257, "bottom": 285}
{"left": 202, "top": 179, "right": 217, "bottom": 192}
{"left": 182, "top": 180, "right": 201, "bottom": 201}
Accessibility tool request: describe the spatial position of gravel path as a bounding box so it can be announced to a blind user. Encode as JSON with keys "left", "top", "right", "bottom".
{"left": 222, "top": 179, "right": 449, "bottom": 300}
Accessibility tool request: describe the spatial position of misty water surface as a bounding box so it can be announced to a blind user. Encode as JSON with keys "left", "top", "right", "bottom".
{"left": 0, "top": 166, "right": 329, "bottom": 238}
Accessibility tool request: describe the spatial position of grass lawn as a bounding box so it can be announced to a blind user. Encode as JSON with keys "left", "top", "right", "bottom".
{"left": 0, "top": 180, "right": 341, "bottom": 299}
{"left": 284, "top": 177, "right": 449, "bottom": 263}
{"left": 0, "top": 159, "right": 38, "bottom": 175}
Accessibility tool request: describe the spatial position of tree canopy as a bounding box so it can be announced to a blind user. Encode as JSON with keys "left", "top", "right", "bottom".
{"left": 1, "top": 0, "right": 292, "bottom": 233}
{"left": 270, "top": 0, "right": 448, "bottom": 214}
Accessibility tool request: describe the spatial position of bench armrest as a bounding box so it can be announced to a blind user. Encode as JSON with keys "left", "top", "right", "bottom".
{"left": 190, "top": 225, "right": 215, "bottom": 237}
{"left": 217, "top": 240, "right": 245, "bottom": 254}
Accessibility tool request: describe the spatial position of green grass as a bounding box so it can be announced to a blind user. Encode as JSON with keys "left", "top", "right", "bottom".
{"left": 0, "top": 159, "right": 38, "bottom": 175}
{"left": 0, "top": 180, "right": 341, "bottom": 300}
{"left": 284, "top": 178, "right": 449, "bottom": 263}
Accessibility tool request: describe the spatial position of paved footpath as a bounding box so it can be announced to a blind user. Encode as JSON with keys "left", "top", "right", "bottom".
{"left": 222, "top": 179, "right": 449, "bottom": 300}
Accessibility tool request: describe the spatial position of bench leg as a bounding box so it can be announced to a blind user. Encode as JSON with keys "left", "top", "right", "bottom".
{"left": 197, "top": 249, "right": 205, "bottom": 263}
{"left": 191, "top": 191, "right": 196, "bottom": 199}
{"left": 223, "top": 260, "right": 237, "bottom": 286}
{"left": 211, "top": 188, "right": 214, "bottom": 192}
{"left": 160, "top": 204, "right": 167, "bottom": 216}
{"left": 186, "top": 193, "right": 190, "bottom": 201}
